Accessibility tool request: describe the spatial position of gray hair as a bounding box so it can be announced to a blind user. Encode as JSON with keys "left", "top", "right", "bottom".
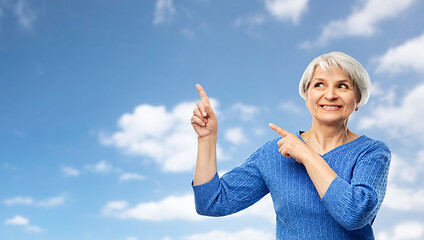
{"left": 298, "top": 52, "right": 371, "bottom": 107}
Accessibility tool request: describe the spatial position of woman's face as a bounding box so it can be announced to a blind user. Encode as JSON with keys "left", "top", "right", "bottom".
{"left": 306, "top": 65, "right": 358, "bottom": 126}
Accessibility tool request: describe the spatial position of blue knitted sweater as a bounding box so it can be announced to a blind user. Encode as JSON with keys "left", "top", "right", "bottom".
{"left": 192, "top": 132, "right": 391, "bottom": 240}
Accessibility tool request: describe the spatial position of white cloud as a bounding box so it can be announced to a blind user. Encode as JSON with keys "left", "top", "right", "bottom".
{"left": 375, "top": 33, "right": 424, "bottom": 73}
{"left": 370, "top": 81, "right": 396, "bottom": 105}
{"left": 280, "top": 100, "right": 303, "bottom": 113}
{"left": 85, "top": 160, "right": 112, "bottom": 174}
{"left": 381, "top": 150, "right": 424, "bottom": 212}
{"left": 358, "top": 83, "right": 424, "bottom": 142}
{"left": 383, "top": 185, "right": 424, "bottom": 212}
{"left": 100, "top": 100, "right": 223, "bottom": 172}
{"left": 237, "top": 194, "right": 275, "bottom": 223}
{"left": 4, "top": 195, "right": 65, "bottom": 208}
{"left": 182, "top": 228, "right": 274, "bottom": 240}
{"left": 153, "top": 0, "right": 175, "bottom": 25}
{"left": 102, "top": 193, "right": 274, "bottom": 223}
{"left": 4, "top": 197, "right": 33, "bottom": 206}
{"left": 234, "top": 15, "right": 266, "bottom": 27}
{"left": 102, "top": 194, "right": 201, "bottom": 221}
{"left": 25, "top": 225, "right": 43, "bottom": 232}
{"left": 303, "top": 0, "right": 416, "bottom": 47}
{"left": 119, "top": 173, "right": 144, "bottom": 182}
{"left": 61, "top": 166, "right": 80, "bottom": 177}
{"left": 4, "top": 215, "right": 43, "bottom": 233}
{"left": 103, "top": 201, "right": 128, "bottom": 212}
{"left": 264, "top": 0, "right": 308, "bottom": 24}
{"left": 388, "top": 153, "right": 421, "bottom": 183}
{"left": 37, "top": 195, "right": 65, "bottom": 207}
{"left": 5, "top": 215, "right": 29, "bottom": 225}
{"left": 0, "top": 0, "right": 37, "bottom": 32}
{"left": 13, "top": 0, "right": 36, "bottom": 30}
{"left": 225, "top": 127, "right": 248, "bottom": 145}
{"left": 376, "top": 221, "right": 424, "bottom": 240}
{"left": 125, "top": 237, "right": 138, "bottom": 240}
{"left": 231, "top": 103, "right": 260, "bottom": 121}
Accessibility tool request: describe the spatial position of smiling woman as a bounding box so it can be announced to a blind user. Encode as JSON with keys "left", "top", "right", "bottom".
{"left": 306, "top": 66, "right": 359, "bottom": 129}
{"left": 190, "top": 52, "right": 391, "bottom": 240}
{"left": 299, "top": 51, "right": 371, "bottom": 107}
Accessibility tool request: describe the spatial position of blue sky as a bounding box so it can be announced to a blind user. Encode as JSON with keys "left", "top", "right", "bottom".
{"left": 1, "top": 0, "right": 424, "bottom": 239}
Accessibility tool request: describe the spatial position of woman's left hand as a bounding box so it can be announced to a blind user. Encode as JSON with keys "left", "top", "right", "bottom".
{"left": 269, "top": 123, "right": 313, "bottom": 164}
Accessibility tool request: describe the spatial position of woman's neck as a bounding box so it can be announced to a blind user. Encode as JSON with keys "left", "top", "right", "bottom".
{"left": 301, "top": 120, "right": 359, "bottom": 155}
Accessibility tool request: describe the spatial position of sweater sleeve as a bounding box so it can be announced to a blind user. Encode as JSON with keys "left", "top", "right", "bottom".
{"left": 321, "top": 141, "right": 391, "bottom": 231}
{"left": 192, "top": 143, "right": 270, "bottom": 217}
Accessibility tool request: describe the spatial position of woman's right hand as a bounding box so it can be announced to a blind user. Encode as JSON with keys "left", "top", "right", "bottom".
{"left": 191, "top": 84, "right": 218, "bottom": 138}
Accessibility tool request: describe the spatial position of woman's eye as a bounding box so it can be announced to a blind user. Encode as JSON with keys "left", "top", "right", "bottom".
{"left": 338, "top": 84, "right": 348, "bottom": 89}
{"left": 314, "top": 83, "right": 324, "bottom": 87}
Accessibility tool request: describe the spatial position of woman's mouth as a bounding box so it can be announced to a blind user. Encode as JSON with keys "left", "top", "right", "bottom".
{"left": 320, "top": 105, "right": 342, "bottom": 110}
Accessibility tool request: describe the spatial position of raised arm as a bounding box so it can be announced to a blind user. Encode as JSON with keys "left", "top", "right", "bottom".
{"left": 191, "top": 84, "right": 218, "bottom": 185}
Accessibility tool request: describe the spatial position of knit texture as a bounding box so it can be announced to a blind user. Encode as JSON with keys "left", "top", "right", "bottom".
{"left": 192, "top": 132, "right": 391, "bottom": 240}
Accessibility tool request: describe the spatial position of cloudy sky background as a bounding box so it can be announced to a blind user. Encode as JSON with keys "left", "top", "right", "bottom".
{"left": 1, "top": 0, "right": 424, "bottom": 239}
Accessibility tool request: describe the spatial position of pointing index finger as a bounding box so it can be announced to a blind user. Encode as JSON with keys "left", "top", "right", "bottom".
{"left": 196, "top": 84, "right": 211, "bottom": 104}
{"left": 269, "top": 123, "right": 290, "bottom": 137}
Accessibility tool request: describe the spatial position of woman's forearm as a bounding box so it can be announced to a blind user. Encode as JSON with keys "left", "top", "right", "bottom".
{"left": 269, "top": 123, "right": 338, "bottom": 198}
{"left": 193, "top": 134, "right": 218, "bottom": 185}
{"left": 303, "top": 151, "right": 338, "bottom": 199}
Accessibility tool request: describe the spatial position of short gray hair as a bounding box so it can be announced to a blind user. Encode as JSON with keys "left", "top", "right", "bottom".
{"left": 298, "top": 52, "right": 371, "bottom": 107}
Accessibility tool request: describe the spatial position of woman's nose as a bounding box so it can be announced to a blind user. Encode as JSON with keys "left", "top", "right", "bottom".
{"left": 324, "top": 87, "right": 338, "bottom": 100}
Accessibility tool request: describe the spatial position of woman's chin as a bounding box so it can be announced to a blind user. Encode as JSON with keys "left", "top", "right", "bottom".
{"left": 314, "top": 116, "right": 349, "bottom": 126}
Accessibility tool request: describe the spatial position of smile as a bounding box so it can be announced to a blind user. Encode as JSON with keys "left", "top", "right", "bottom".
{"left": 320, "top": 105, "right": 342, "bottom": 110}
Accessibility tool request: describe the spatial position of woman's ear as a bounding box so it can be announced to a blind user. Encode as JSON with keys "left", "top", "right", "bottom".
{"left": 355, "top": 101, "right": 360, "bottom": 111}
{"left": 355, "top": 95, "right": 361, "bottom": 111}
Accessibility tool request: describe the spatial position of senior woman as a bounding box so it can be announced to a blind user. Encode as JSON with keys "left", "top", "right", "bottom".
{"left": 190, "top": 52, "right": 391, "bottom": 239}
